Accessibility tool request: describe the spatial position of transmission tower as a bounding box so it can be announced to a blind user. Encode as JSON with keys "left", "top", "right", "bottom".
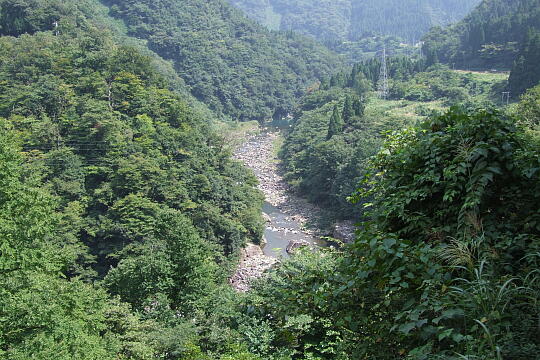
{"left": 501, "top": 91, "right": 510, "bottom": 106}
{"left": 377, "top": 46, "right": 389, "bottom": 99}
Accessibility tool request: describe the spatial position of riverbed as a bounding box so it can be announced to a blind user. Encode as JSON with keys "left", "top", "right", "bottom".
{"left": 229, "top": 129, "right": 327, "bottom": 291}
{"left": 234, "top": 130, "right": 325, "bottom": 257}
{"left": 263, "top": 201, "right": 326, "bottom": 258}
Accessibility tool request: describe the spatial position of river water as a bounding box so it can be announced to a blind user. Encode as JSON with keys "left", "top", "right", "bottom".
{"left": 230, "top": 129, "right": 327, "bottom": 290}
{"left": 232, "top": 129, "right": 325, "bottom": 259}
{"left": 262, "top": 202, "right": 325, "bottom": 258}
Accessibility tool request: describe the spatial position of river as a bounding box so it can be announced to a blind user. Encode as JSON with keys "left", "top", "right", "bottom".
{"left": 234, "top": 130, "right": 325, "bottom": 258}
{"left": 229, "top": 129, "right": 326, "bottom": 291}
{"left": 262, "top": 201, "right": 326, "bottom": 258}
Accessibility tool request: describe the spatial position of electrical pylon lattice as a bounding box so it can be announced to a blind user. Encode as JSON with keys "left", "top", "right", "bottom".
{"left": 377, "top": 47, "right": 389, "bottom": 99}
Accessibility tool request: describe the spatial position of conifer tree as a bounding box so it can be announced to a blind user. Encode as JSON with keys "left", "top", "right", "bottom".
{"left": 509, "top": 30, "right": 540, "bottom": 96}
{"left": 353, "top": 98, "right": 365, "bottom": 117}
{"left": 342, "top": 95, "right": 354, "bottom": 124}
{"left": 327, "top": 104, "right": 344, "bottom": 139}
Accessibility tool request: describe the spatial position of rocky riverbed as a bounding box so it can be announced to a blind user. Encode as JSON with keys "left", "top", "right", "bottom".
{"left": 234, "top": 131, "right": 324, "bottom": 229}
{"left": 230, "top": 129, "right": 354, "bottom": 291}
{"left": 229, "top": 244, "right": 277, "bottom": 292}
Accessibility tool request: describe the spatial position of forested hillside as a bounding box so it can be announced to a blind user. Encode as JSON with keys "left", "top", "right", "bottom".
{"left": 280, "top": 56, "right": 508, "bottom": 219}
{"left": 227, "top": 0, "right": 480, "bottom": 43}
{"left": 242, "top": 103, "right": 540, "bottom": 359}
{"left": 422, "top": 0, "right": 540, "bottom": 70}
{"left": 0, "top": 0, "right": 266, "bottom": 357}
{"left": 508, "top": 29, "right": 540, "bottom": 96}
{"left": 103, "top": 0, "right": 340, "bottom": 122}
{"left": 2, "top": 0, "right": 540, "bottom": 358}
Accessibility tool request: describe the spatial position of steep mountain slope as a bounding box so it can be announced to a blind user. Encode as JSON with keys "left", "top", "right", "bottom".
{"left": 227, "top": 0, "right": 480, "bottom": 43}
{"left": 2, "top": 0, "right": 540, "bottom": 358}
{"left": 350, "top": 0, "right": 481, "bottom": 41}
{"left": 508, "top": 29, "right": 540, "bottom": 96}
{"left": 103, "top": 0, "right": 341, "bottom": 122}
{"left": 422, "top": 0, "right": 540, "bottom": 70}
{"left": 0, "top": 0, "right": 268, "bottom": 356}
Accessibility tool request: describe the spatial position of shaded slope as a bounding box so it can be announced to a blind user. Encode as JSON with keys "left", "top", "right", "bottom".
{"left": 422, "top": 0, "right": 540, "bottom": 69}
{"left": 0, "top": 0, "right": 264, "bottom": 284}
{"left": 104, "top": 0, "right": 341, "bottom": 122}
{"left": 227, "top": 0, "right": 480, "bottom": 43}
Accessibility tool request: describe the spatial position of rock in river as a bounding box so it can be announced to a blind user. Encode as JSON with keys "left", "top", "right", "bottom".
{"left": 286, "top": 239, "right": 310, "bottom": 253}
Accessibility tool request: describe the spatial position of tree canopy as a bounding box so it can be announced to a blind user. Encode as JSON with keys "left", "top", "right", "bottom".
{"left": 0, "top": 1, "right": 265, "bottom": 357}
{"left": 104, "top": 0, "right": 340, "bottom": 122}
{"left": 1, "top": 0, "right": 539, "bottom": 358}
{"left": 227, "top": 0, "right": 480, "bottom": 43}
{"left": 422, "top": 0, "right": 540, "bottom": 72}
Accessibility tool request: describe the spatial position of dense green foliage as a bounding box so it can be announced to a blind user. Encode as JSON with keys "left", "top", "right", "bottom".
{"left": 508, "top": 29, "right": 540, "bottom": 97}
{"left": 227, "top": 0, "right": 480, "bottom": 43}
{"left": 346, "top": 108, "right": 540, "bottom": 358}
{"left": 0, "top": 13, "right": 263, "bottom": 273}
{"left": 0, "top": 0, "right": 266, "bottom": 357}
{"left": 103, "top": 0, "right": 340, "bottom": 122}
{"left": 360, "top": 108, "right": 540, "bottom": 255}
{"left": 2, "top": 0, "right": 540, "bottom": 359}
{"left": 232, "top": 107, "right": 540, "bottom": 359}
{"left": 0, "top": 120, "right": 119, "bottom": 359}
{"left": 422, "top": 0, "right": 540, "bottom": 96}
{"left": 322, "top": 56, "right": 427, "bottom": 92}
{"left": 280, "top": 85, "right": 381, "bottom": 219}
{"left": 280, "top": 56, "right": 506, "bottom": 220}
{"left": 517, "top": 84, "right": 540, "bottom": 130}
{"left": 422, "top": 0, "right": 540, "bottom": 72}
{"left": 390, "top": 66, "right": 508, "bottom": 105}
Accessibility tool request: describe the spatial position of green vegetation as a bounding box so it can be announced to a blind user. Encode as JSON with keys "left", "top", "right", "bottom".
{"left": 517, "top": 85, "right": 540, "bottom": 131}
{"left": 0, "top": 0, "right": 265, "bottom": 357}
{"left": 1, "top": 0, "right": 540, "bottom": 358}
{"left": 422, "top": 0, "right": 539, "bottom": 68}
{"left": 227, "top": 0, "right": 480, "bottom": 43}
{"left": 391, "top": 66, "right": 508, "bottom": 105}
{"left": 280, "top": 86, "right": 381, "bottom": 219}
{"left": 422, "top": 0, "right": 540, "bottom": 95}
{"left": 236, "top": 106, "right": 540, "bottom": 359}
{"left": 103, "top": 0, "right": 340, "bottom": 122}
{"left": 227, "top": 0, "right": 479, "bottom": 62}
{"left": 0, "top": 121, "right": 119, "bottom": 358}
{"left": 280, "top": 57, "right": 507, "bottom": 221}
{"left": 508, "top": 29, "right": 540, "bottom": 97}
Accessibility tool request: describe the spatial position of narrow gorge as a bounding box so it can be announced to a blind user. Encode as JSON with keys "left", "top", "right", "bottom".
{"left": 230, "top": 129, "right": 355, "bottom": 291}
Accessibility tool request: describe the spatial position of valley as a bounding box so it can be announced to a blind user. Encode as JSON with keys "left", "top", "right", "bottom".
{"left": 230, "top": 129, "right": 327, "bottom": 291}
{"left": 0, "top": 0, "right": 539, "bottom": 358}
{"left": 234, "top": 131, "right": 323, "bottom": 253}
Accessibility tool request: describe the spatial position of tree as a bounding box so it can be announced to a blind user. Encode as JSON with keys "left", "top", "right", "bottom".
{"left": 0, "top": 5, "right": 268, "bottom": 356}
{"left": 352, "top": 97, "right": 365, "bottom": 117}
{"left": 0, "top": 120, "right": 119, "bottom": 359}
{"left": 155, "top": 208, "right": 218, "bottom": 310}
{"left": 356, "top": 107, "right": 540, "bottom": 261}
{"left": 337, "top": 107, "right": 540, "bottom": 359}
{"left": 516, "top": 84, "right": 540, "bottom": 128}
{"left": 104, "top": 0, "right": 339, "bottom": 122}
{"left": 508, "top": 30, "right": 540, "bottom": 96}
{"left": 327, "top": 104, "right": 344, "bottom": 139}
{"left": 0, "top": 119, "right": 56, "bottom": 276}
{"left": 342, "top": 95, "right": 354, "bottom": 125}
{"left": 422, "top": 0, "right": 540, "bottom": 69}
{"left": 426, "top": 48, "right": 439, "bottom": 67}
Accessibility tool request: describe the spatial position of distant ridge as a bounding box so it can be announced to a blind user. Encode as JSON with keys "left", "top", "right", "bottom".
{"left": 103, "top": 0, "right": 341, "bottom": 122}
{"left": 226, "top": 0, "right": 481, "bottom": 43}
